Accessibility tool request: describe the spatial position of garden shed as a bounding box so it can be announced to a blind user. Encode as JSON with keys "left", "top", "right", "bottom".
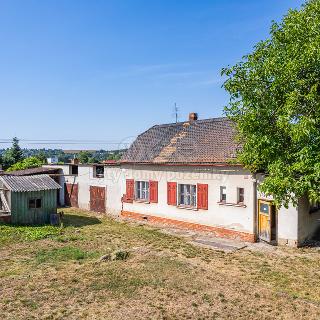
{"left": 0, "top": 174, "right": 61, "bottom": 225}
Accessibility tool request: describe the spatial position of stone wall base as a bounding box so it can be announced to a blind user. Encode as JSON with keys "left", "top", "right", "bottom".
{"left": 277, "top": 238, "right": 298, "bottom": 247}
{"left": 121, "top": 211, "right": 256, "bottom": 242}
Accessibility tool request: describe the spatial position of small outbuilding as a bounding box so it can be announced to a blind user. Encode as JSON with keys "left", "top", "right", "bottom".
{"left": 0, "top": 174, "right": 61, "bottom": 225}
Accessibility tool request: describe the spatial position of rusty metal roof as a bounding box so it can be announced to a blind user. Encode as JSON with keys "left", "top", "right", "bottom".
{"left": 0, "top": 174, "right": 61, "bottom": 192}
{"left": 121, "top": 117, "right": 240, "bottom": 164}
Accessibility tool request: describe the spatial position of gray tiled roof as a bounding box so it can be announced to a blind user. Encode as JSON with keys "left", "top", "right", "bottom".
{"left": 121, "top": 117, "right": 240, "bottom": 164}
{"left": 0, "top": 174, "right": 61, "bottom": 192}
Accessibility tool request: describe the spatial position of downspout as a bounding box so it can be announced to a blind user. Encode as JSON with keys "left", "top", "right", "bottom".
{"left": 252, "top": 173, "right": 258, "bottom": 242}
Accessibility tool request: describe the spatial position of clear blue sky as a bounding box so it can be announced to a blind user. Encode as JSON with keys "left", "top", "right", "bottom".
{"left": 0, "top": 0, "right": 304, "bottom": 150}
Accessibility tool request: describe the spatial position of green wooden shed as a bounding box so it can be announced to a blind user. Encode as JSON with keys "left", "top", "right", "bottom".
{"left": 0, "top": 174, "right": 61, "bottom": 225}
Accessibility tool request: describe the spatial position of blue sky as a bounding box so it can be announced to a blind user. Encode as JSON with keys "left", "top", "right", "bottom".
{"left": 0, "top": 0, "right": 304, "bottom": 150}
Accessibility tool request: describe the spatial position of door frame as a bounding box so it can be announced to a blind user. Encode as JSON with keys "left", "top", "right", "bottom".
{"left": 258, "top": 199, "right": 278, "bottom": 244}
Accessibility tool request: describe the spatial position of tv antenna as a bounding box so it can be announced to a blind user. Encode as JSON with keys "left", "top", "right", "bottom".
{"left": 173, "top": 102, "right": 179, "bottom": 123}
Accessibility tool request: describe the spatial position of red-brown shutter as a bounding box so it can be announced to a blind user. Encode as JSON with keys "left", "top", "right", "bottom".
{"left": 149, "top": 180, "right": 158, "bottom": 203}
{"left": 167, "top": 182, "right": 177, "bottom": 205}
{"left": 197, "top": 183, "right": 208, "bottom": 210}
{"left": 126, "top": 179, "right": 134, "bottom": 201}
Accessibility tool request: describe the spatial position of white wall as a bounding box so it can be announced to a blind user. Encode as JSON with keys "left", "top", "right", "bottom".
{"left": 122, "top": 164, "right": 255, "bottom": 234}
{"left": 256, "top": 174, "right": 299, "bottom": 245}
{"left": 43, "top": 164, "right": 123, "bottom": 216}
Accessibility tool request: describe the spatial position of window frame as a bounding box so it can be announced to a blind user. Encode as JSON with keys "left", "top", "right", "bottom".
{"left": 93, "top": 165, "right": 104, "bottom": 178}
{"left": 237, "top": 187, "right": 245, "bottom": 204}
{"left": 135, "top": 181, "right": 150, "bottom": 202}
{"left": 178, "top": 183, "right": 197, "bottom": 208}
{"left": 220, "top": 186, "right": 226, "bottom": 203}
{"left": 28, "top": 198, "right": 42, "bottom": 209}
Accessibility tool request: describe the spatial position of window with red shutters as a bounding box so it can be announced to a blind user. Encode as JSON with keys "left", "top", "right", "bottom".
{"left": 126, "top": 179, "right": 134, "bottom": 201}
{"left": 197, "top": 183, "right": 208, "bottom": 210}
{"left": 167, "top": 182, "right": 177, "bottom": 205}
{"left": 149, "top": 180, "right": 158, "bottom": 203}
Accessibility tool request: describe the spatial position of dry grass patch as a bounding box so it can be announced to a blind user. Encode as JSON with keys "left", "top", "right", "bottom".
{"left": 0, "top": 208, "right": 319, "bottom": 319}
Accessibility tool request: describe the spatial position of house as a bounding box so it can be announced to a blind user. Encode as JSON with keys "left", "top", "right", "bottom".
{"left": 44, "top": 113, "right": 320, "bottom": 246}
{"left": 47, "top": 156, "right": 59, "bottom": 164}
{"left": 0, "top": 174, "right": 61, "bottom": 224}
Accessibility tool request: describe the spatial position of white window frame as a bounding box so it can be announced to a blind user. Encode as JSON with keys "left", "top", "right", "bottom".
{"left": 220, "top": 186, "right": 226, "bottom": 203}
{"left": 237, "top": 187, "right": 245, "bottom": 204}
{"left": 178, "top": 184, "right": 197, "bottom": 208}
{"left": 135, "top": 181, "right": 150, "bottom": 201}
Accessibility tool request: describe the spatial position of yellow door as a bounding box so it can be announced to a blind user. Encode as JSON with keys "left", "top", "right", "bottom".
{"left": 258, "top": 200, "right": 272, "bottom": 242}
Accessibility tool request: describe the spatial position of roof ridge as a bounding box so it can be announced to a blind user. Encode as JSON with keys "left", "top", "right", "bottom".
{"left": 153, "top": 116, "right": 229, "bottom": 128}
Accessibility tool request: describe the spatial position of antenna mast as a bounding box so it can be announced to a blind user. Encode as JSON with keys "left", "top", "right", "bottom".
{"left": 174, "top": 102, "right": 178, "bottom": 123}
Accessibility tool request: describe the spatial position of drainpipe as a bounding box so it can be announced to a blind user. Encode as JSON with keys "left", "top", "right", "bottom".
{"left": 252, "top": 173, "right": 258, "bottom": 242}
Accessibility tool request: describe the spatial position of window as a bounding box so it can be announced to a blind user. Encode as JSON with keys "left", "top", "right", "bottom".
{"left": 220, "top": 186, "right": 226, "bottom": 202}
{"left": 135, "top": 181, "right": 149, "bottom": 201}
{"left": 94, "top": 165, "right": 104, "bottom": 178}
{"left": 237, "top": 188, "right": 244, "bottom": 204}
{"left": 178, "top": 184, "right": 196, "bottom": 208}
{"left": 70, "top": 165, "right": 78, "bottom": 175}
{"left": 28, "top": 198, "right": 42, "bottom": 209}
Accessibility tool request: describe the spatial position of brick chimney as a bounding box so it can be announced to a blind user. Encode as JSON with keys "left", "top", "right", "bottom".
{"left": 189, "top": 112, "right": 198, "bottom": 121}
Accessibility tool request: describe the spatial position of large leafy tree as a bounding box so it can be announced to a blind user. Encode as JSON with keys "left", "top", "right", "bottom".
{"left": 222, "top": 0, "right": 320, "bottom": 207}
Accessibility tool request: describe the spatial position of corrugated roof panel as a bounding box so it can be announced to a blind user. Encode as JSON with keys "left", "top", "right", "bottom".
{"left": 0, "top": 174, "right": 61, "bottom": 192}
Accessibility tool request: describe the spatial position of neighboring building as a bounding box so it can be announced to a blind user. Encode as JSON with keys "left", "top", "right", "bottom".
{"left": 2, "top": 167, "right": 63, "bottom": 205}
{"left": 0, "top": 174, "right": 61, "bottom": 224}
{"left": 47, "top": 156, "right": 59, "bottom": 164}
{"left": 44, "top": 113, "right": 320, "bottom": 246}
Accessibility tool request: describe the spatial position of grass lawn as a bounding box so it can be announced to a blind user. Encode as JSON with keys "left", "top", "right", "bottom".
{"left": 1, "top": 208, "right": 320, "bottom": 319}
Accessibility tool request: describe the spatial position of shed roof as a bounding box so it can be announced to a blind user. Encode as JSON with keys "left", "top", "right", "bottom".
{"left": 121, "top": 117, "right": 240, "bottom": 164}
{"left": 2, "top": 167, "right": 60, "bottom": 176}
{"left": 0, "top": 174, "right": 61, "bottom": 192}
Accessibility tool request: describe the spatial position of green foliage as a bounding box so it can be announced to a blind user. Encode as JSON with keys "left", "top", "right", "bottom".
{"left": 222, "top": 0, "right": 320, "bottom": 207}
{"left": 35, "top": 246, "right": 97, "bottom": 264}
{"left": 2, "top": 137, "right": 24, "bottom": 169}
{"left": 7, "top": 156, "right": 43, "bottom": 172}
{"left": 78, "top": 151, "right": 92, "bottom": 164}
{"left": 0, "top": 224, "right": 63, "bottom": 245}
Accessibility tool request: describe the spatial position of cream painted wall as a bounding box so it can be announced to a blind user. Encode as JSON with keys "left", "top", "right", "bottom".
{"left": 44, "top": 164, "right": 123, "bottom": 215}
{"left": 122, "top": 164, "right": 255, "bottom": 234}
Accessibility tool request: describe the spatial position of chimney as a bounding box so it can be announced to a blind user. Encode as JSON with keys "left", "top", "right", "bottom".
{"left": 189, "top": 112, "right": 198, "bottom": 121}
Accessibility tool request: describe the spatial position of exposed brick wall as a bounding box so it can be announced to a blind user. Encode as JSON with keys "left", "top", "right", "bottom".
{"left": 121, "top": 211, "right": 256, "bottom": 242}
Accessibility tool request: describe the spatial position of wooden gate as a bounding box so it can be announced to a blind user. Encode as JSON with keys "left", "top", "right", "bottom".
{"left": 90, "top": 186, "right": 106, "bottom": 213}
{"left": 65, "top": 183, "right": 78, "bottom": 208}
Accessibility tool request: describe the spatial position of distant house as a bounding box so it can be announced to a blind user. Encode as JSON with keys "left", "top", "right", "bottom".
{"left": 47, "top": 156, "right": 59, "bottom": 164}
{"left": 44, "top": 113, "right": 320, "bottom": 246}
{"left": 0, "top": 174, "right": 61, "bottom": 224}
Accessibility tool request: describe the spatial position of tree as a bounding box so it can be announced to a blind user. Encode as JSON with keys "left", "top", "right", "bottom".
{"left": 2, "top": 137, "right": 24, "bottom": 169}
{"left": 7, "top": 156, "right": 43, "bottom": 172}
{"left": 78, "top": 151, "right": 92, "bottom": 164}
{"left": 222, "top": 0, "right": 320, "bottom": 207}
{"left": 35, "top": 150, "right": 47, "bottom": 163}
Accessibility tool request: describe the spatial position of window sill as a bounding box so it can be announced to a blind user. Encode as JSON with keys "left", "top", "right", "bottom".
{"left": 177, "top": 205, "right": 198, "bottom": 211}
{"left": 217, "top": 202, "right": 247, "bottom": 208}
{"left": 134, "top": 199, "right": 150, "bottom": 204}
